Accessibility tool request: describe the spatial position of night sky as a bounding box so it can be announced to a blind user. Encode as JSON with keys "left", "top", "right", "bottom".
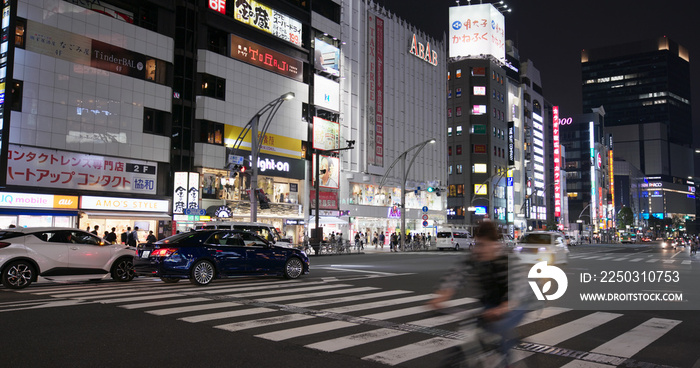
{"left": 375, "top": 0, "right": 698, "bottom": 138}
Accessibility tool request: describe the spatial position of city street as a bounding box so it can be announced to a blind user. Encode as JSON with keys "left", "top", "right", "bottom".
{"left": 1, "top": 243, "right": 699, "bottom": 368}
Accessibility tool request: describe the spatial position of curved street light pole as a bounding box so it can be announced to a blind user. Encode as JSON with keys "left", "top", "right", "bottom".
{"left": 230, "top": 92, "right": 295, "bottom": 222}
{"left": 378, "top": 138, "right": 436, "bottom": 250}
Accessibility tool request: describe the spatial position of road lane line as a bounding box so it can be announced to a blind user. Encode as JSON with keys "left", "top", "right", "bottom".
{"left": 523, "top": 312, "right": 622, "bottom": 345}
{"left": 215, "top": 314, "right": 315, "bottom": 332}
{"left": 323, "top": 294, "right": 436, "bottom": 314}
{"left": 121, "top": 297, "right": 211, "bottom": 309}
{"left": 629, "top": 258, "right": 644, "bottom": 262}
{"left": 289, "top": 290, "right": 413, "bottom": 308}
{"left": 256, "top": 320, "right": 356, "bottom": 341}
{"left": 180, "top": 307, "right": 275, "bottom": 323}
{"left": 147, "top": 302, "right": 241, "bottom": 315}
{"left": 363, "top": 337, "right": 463, "bottom": 366}
{"left": 307, "top": 329, "right": 408, "bottom": 352}
{"left": 256, "top": 287, "right": 378, "bottom": 303}
{"left": 590, "top": 318, "right": 681, "bottom": 358}
{"left": 518, "top": 307, "right": 572, "bottom": 326}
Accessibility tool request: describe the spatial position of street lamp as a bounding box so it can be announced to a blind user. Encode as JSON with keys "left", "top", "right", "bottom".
{"left": 378, "top": 138, "right": 436, "bottom": 250}
{"left": 229, "top": 92, "right": 295, "bottom": 222}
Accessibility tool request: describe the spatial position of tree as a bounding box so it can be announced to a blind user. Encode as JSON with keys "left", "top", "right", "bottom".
{"left": 616, "top": 206, "right": 634, "bottom": 230}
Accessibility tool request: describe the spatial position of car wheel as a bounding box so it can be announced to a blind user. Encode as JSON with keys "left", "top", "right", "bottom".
{"left": 2, "top": 260, "right": 35, "bottom": 289}
{"left": 284, "top": 257, "right": 304, "bottom": 279}
{"left": 190, "top": 260, "right": 215, "bottom": 286}
{"left": 161, "top": 277, "right": 180, "bottom": 283}
{"left": 111, "top": 257, "right": 135, "bottom": 282}
{"left": 455, "top": 244, "right": 460, "bottom": 251}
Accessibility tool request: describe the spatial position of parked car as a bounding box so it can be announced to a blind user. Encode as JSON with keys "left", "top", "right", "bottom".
{"left": 513, "top": 231, "right": 569, "bottom": 265}
{"left": 133, "top": 230, "right": 309, "bottom": 285}
{"left": 0, "top": 227, "right": 135, "bottom": 289}
{"left": 436, "top": 228, "right": 473, "bottom": 250}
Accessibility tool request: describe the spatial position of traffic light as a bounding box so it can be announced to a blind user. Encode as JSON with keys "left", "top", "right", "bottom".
{"left": 231, "top": 164, "right": 246, "bottom": 177}
{"left": 427, "top": 187, "right": 435, "bottom": 193}
{"left": 435, "top": 188, "right": 441, "bottom": 196}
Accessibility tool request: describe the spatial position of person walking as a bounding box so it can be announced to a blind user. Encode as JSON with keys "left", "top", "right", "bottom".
{"left": 146, "top": 230, "right": 157, "bottom": 244}
{"left": 121, "top": 227, "right": 130, "bottom": 245}
{"left": 128, "top": 226, "right": 140, "bottom": 247}
{"left": 379, "top": 232, "right": 385, "bottom": 249}
{"left": 90, "top": 225, "right": 99, "bottom": 236}
{"left": 106, "top": 227, "right": 118, "bottom": 244}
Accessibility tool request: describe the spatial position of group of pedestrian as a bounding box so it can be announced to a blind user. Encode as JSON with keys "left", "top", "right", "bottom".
{"left": 86, "top": 225, "right": 158, "bottom": 246}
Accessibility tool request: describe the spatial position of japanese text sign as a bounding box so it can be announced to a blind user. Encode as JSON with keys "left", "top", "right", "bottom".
{"left": 6, "top": 144, "right": 157, "bottom": 194}
{"left": 230, "top": 34, "right": 303, "bottom": 82}
{"left": 234, "top": 0, "right": 302, "bottom": 47}
{"left": 449, "top": 4, "right": 505, "bottom": 62}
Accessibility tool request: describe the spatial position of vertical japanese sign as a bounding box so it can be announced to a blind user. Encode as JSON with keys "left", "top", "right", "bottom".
{"left": 375, "top": 16, "right": 384, "bottom": 167}
{"left": 173, "top": 172, "right": 199, "bottom": 215}
{"left": 609, "top": 144, "right": 615, "bottom": 227}
{"left": 590, "top": 121, "right": 596, "bottom": 225}
{"left": 366, "top": 13, "right": 376, "bottom": 166}
{"left": 0, "top": 0, "right": 16, "bottom": 187}
{"left": 553, "top": 106, "right": 561, "bottom": 218}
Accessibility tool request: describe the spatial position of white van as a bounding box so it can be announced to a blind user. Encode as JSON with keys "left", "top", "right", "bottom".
{"left": 436, "top": 228, "right": 473, "bottom": 250}
{"left": 194, "top": 222, "right": 286, "bottom": 245}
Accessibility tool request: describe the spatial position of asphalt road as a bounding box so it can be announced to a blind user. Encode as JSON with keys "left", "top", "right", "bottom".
{"left": 1, "top": 243, "right": 699, "bottom": 368}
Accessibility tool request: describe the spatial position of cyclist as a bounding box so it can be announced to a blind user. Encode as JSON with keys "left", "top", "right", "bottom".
{"left": 429, "top": 220, "right": 528, "bottom": 364}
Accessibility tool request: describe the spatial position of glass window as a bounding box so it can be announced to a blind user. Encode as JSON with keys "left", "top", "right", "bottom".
{"left": 457, "top": 164, "right": 463, "bottom": 174}
{"left": 447, "top": 127, "right": 452, "bottom": 137}
{"left": 448, "top": 146, "right": 452, "bottom": 156}
{"left": 456, "top": 145, "right": 462, "bottom": 155}
{"left": 456, "top": 69, "right": 462, "bottom": 78}
{"left": 456, "top": 107, "right": 462, "bottom": 117}
{"left": 448, "top": 165, "right": 453, "bottom": 175}
{"left": 447, "top": 108, "right": 452, "bottom": 118}
{"left": 456, "top": 88, "right": 462, "bottom": 97}
{"left": 456, "top": 126, "right": 462, "bottom": 136}
{"left": 448, "top": 89, "right": 452, "bottom": 99}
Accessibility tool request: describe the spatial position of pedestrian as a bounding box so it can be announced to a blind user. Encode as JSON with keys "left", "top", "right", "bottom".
{"left": 8, "top": 224, "right": 16, "bottom": 228}
{"left": 122, "top": 227, "right": 130, "bottom": 245}
{"left": 86, "top": 226, "right": 91, "bottom": 233}
{"left": 103, "top": 230, "right": 110, "bottom": 239}
{"left": 355, "top": 232, "right": 361, "bottom": 250}
{"left": 106, "top": 227, "right": 118, "bottom": 244}
{"left": 146, "top": 230, "right": 157, "bottom": 244}
{"left": 429, "top": 220, "right": 529, "bottom": 362}
{"left": 128, "top": 226, "right": 139, "bottom": 247}
{"left": 379, "top": 232, "right": 385, "bottom": 249}
{"left": 373, "top": 232, "right": 378, "bottom": 249}
{"left": 91, "top": 225, "right": 99, "bottom": 236}
{"left": 359, "top": 232, "right": 365, "bottom": 250}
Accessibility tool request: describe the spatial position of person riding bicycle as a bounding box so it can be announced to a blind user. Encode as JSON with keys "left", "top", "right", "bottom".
{"left": 429, "top": 220, "right": 528, "bottom": 363}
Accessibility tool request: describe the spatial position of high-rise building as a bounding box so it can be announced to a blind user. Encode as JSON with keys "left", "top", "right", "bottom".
{"left": 582, "top": 37, "right": 694, "bottom": 222}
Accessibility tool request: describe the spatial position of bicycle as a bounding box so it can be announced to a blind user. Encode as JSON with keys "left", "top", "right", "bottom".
{"left": 438, "top": 307, "right": 511, "bottom": 368}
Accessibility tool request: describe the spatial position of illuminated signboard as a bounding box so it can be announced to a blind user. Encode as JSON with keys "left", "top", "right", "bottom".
{"left": 233, "top": 0, "right": 302, "bottom": 46}
{"left": 408, "top": 33, "right": 438, "bottom": 66}
{"left": 0, "top": 0, "right": 15, "bottom": 186}
{"left": 473, "top": 144, "right": 487, "bottom": 153}
{"left": 553, "top": 106, "right": 561, "bottom": 217}
{"left": 507, "top": 121, "right": 514, "bottom": 166}
{"left": 473, "top": 86, "right": 486, "bottom": 95}
{"left": 173, "top": 172, "right": 199, "bottom": 214}
{"left": 314, "top": 38, "right": 340, "bottom": 77}
{"left": 208, "top": 0, "right": 226, "bottom": 14}
{"left": 312, "top": 154, "right": 340, "bottom": 189}
{"left": 609, "top": 149, "right": 615, "bottom": 226}
{"left": 449, "top": 4, "right": 505, "bottom": 62}
{"left": 472, "top": 105, "right": 487, "bottom": 115}
{"left": 474, "top": 206, "right": 487, "bottom": 215}
{"left": 590, "top": 121, "right": 596, "bottom": 224}
{"left": 473, "top": 163, "right": 487, "bottom": 173}
{"left": 312, "top": 117, "right": 340, "bottom": 151}
{"left": 81, "top": 196, "right": 169, "bottom": 212}
{"left": 474, "top": 184, "right": 488, "bottom": 195}
{"left": 0, "top": 192, "right": 78, "bottom": 209}
{"left": 314, "top": 75, "right": 340, "bottom": 112}
{"left": 230, "top": 34, "right": 303, "bottom": 82}
{"left": 367, "top": 12, "right": 384, "bottom": 166}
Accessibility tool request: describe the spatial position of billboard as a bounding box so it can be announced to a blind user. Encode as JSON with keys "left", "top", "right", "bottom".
{"left": 312, "top": 154, "right": 339, "bottom": 189}
{"left": 314, "top": 75, "right": 340, "bottom": 113}
{"left": 314, "top": 38, "right": 340, "bottom": 77}
{"left": 367, "top": 12, "right": 384, "bottom": 167}
{"left": 0, "top": 0, "right": 17, "bottom": 187}
{"left": 449, "top": 4, "right": 505, "bottom": 62}
{"left": 230, "top": 34, "right": 303, "bottom": 82}
{"left": 233, "top": 0, "right": 302, "bottom": 47}
{"left": 312, "top": 117, "right": 340, "bottom": 151}
{"left": 553, "top": 107, "right": 561, "bottom": 217}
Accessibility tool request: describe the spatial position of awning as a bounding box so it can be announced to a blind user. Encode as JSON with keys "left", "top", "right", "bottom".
{"left": 82, "top": 211, "right": 172, "bottom": 219}
{"left": 308, "top": 216, "right": 348, "bottom": 225}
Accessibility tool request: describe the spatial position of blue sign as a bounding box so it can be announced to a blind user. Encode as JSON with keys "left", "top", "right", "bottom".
{"left": 422, "top": 206, "right": 429, "bottom": 212}
{"left": 423, "top": 220, "right": 429, "bottom": 227}
{"left": 185, "top": 208, "right": 206, "bottom": 216}
{"left": 475, "top": 206, "right": 487, "bottom": 215}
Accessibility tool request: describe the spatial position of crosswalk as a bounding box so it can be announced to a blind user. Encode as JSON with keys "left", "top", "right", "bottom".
{"left": 2, "top": 278, "right": 685, "bottom": 368}
{"left": 568, "top": 254, "right": 694, "bottom": 264}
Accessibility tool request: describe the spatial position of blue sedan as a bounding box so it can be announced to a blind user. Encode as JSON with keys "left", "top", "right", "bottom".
{"left": 133, "top": 230, "right": 309, "bottom": 285}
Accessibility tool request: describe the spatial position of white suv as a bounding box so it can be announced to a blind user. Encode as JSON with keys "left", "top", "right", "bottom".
{"left": 0, "top": 227, "right": 135, "bottom": 289}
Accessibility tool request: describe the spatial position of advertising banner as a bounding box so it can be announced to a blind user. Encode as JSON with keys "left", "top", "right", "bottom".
{"left": 449, "top": 4, "right": 505, "bottom": 62}
{"left": 81, "top": 196, "right": 169, "bottom": 212}
{"left": 367, "top": 12, "right": 376, "bottom": 166}
{"left": 0, "top": 192, "right": 78, "bottom": 209}
{"left": 230, "top": 34, "right": 303, "bottom": 82}
{"left": 312, "top": 154, "right": 339, "bottom": 189}
{"left": 6, "top": 144, "right": 157, "bottom": 194}
{"left": 233, "top": 0, "right": 302, "bottom": 47}
{"left": 314, "top": 38, "right": 340, "bottom": 76}
{"left": 312, "top": 117, "right": 340, "bottom": 151}
{"left": 314, "top": 75, "right": 340, "bottom": 113}
{"left": 309, "top": 190, "right": 338, "bottom": 210}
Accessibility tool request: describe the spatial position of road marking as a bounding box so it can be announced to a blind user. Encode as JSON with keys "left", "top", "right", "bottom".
{"left": 323, "top": 294, "right": 436, "bottom": 314}
{"left": 100, "top": 293, "right": 188, "bottom": 304}
{"left": 289, "top": 290, "right": 412, "bottom": 308}
{"left": 663, "top": 260, "right": 675, "bottom": 264}
{"left": 590, "top": 318, "right": 681, "bottom": 358}
{"left": 256, "top": 320, "right": 356, "bottom": 341}
{"left": 518, "top": 307, "right": 572, "bottom": 326}
{"left": 307, "top": 328, "right": 407, "bottom": 352}
{"left": 215, "top": 313, "right": 315, "bottom": 332}
{"left": 315, "top": 266, "right": 408, "bottom": 276}
{"left": 559, "top": 360, "right": 616, "bottom": 367}
{"left": 646, "top": 259, "right": 659, "bottom": 263}
{"left": 227, "top": 284, "right": 351, "bottom": 298}
{"left": 0, "top": 299, "right": 94, "bottom": 312}
{"left": 582, "top": 256, "right": 601, "bottom": 260}
{"left": 180, "top": 307, "right": 275, "bottom": 323}
{"left": 523, "top": 312, "right": 622, "bottom": 345}
{"left": 363, "top": 337, "right": 463, "bottom": 366}
{"left": 682, "top": 260, "right": 692, "bottom": 265}
{"left": 629, "top": 258, "right": 644, "bottom": 262}
{"left": 597, "top": 257, "right": 613, "bottom": 260}
{"left": 256, "top": 286, "right": 379, "bottom": 303}
{"left": 121, "top": 297, "right": 211, "bottom": 309}
{"left": 147, "top": 302, "right": 241, "bottom": 316}
{"left": 612, "top": 258, "right": 627, "bottom": 261}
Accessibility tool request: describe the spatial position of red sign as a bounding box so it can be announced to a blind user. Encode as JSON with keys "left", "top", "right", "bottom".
{"left": 208, "top": 0, "right": 226, "bottom": 14}
{"left": 553, "top": 106, "right": 561, "bottom": 217}
{"left": 229, "top": 34, "right": 304, "bottom": 82}
{"left": 473, "top": 144, "right": 487, "bottom": 154}
{"left": 309, "top": 190, "right": 339, "bottom": 210}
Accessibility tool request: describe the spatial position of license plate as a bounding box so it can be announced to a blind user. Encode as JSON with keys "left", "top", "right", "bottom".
{"left": 141, "top": 251, "right": 150, "bottom": 258}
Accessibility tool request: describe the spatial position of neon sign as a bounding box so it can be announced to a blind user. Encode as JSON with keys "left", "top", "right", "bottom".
{"left": 408, "top": 34, "right": 438, "bottom": 66}
{"left": 553, "top": 106, "right": 561, "bottom": 217}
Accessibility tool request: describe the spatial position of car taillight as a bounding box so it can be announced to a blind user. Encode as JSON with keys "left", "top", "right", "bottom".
{"left": 152, "top": 248, "right": 176, "bottom": 257}
{"left": 0, "top": 242, "right": 11, "bottom": 249}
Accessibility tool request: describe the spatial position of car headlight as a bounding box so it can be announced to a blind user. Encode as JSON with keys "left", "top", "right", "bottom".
{"left": 538, "top": 247, "right": 547, "bottom": 252}
{"left": 661, "top": 242, "right": 666, "bottom": 247}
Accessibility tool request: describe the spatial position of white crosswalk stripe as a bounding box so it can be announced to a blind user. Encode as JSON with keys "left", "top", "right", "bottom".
{"left": 10, "top": 278, "right": 685, "bottom": 368}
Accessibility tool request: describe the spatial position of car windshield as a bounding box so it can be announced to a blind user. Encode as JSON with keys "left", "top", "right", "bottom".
{"left": 520, "top": 234, "right": 552, "bottom": 244}
{"left": 437, "top": 232, "right": 452, "bottom": 238}
{"left": 159, "top": 231, "right": 208, "bottom": 244}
